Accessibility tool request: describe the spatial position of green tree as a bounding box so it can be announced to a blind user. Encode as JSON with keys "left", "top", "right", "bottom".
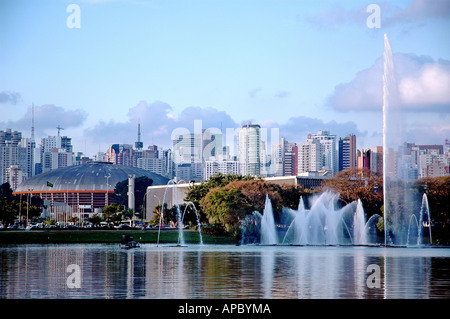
{"left": 0, "top": 183, "right": 42, "bottom": 226}
{"left": 88, "top": 214, "right": 102, "bottom": 227}
{"left": 199, "top": 179, "right": 306, "bottom": 239}
{"left": 200, "top": 187, "right": 253, "bottom": 238}
{"left": 114, "top": 176, "right": 153, "bottom": 216}
{"left": 102, "top": 203, "right": 124, "bottom": 225}
{"left": 185, "top": 173, "right": 257, "bottom": 223}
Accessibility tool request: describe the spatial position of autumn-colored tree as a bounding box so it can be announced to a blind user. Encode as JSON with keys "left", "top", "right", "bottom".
{"left": 320, "top": 168, "right": 383, "bottom": 219}
{"left": 413, "top": 176, "right": 450, "bottom": 244}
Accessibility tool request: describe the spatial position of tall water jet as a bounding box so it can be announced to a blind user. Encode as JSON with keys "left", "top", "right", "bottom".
{"left": 261, "top": 195, "right": 278, "bottom": 245}
{"left": 419, "top": 193, "right": 432, "bottom": 245}
{"left": 382, "top": 34, "right": 409, "bottom": 246}
{"left": 353, "top": 199, "right": 367, "bottom": 245}
{"left": 382, "top": 34, "right": 433, "bottom": 246}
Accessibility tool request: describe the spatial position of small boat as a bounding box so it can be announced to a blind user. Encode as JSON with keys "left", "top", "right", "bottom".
{"left": 120, "top": 234, "right": 140, "bottom": 249}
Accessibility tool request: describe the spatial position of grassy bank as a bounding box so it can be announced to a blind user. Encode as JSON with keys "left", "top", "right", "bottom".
{"left": 0, "top": 229, "right": 236, "bottom": 245}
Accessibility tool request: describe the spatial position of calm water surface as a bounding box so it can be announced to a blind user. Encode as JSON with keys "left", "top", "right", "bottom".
{"left": 1, "top": 244, "right": 449, "bottom": 299}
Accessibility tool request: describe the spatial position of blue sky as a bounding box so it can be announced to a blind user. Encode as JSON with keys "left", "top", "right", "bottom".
{"left": 1, "top": 0, "right": 449, "bottom": 156}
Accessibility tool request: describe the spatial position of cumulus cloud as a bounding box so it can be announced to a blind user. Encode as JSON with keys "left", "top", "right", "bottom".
{"left": 84, "top": 100, "right": 365, "bottom": 151}
{"left": 399, "top": 61, "right": 450, "bottom": 108}
{"left": 0, "top": 91, "right": 21, "bottom": 105}
{"left": 327, "top": 53, "right": 450, "bottom": 112}
{"left": 276, "top": 115, "right": 365, "bottom": 144}
{"left": 306, "top": 0, "right": 450, "bottom": 29}
{"left": 84, "top": 101, "right": 240, "bottom": 148}
{"left": 0, "top": 104, "right": 87, "bottom": 134}
{"left": 384, "top": 0, "right": 450, "bottom": 27}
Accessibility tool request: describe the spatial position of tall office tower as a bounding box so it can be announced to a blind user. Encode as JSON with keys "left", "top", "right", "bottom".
{"left": 172, "top": 132, "right": 202, "bottom": 165}
{"left": 172, "top": 128, "right": 222, "bottom": 181}
{"left": 41, "top": 135, "right": 73, "bottom": 153}
{"left": 40, "top": 135, "right": 74, "bottom": 172}
{"left": 338, "top": 134, "right": 356, "bottom": 172}
{"left": 172, "top": 131, "right": 202, "bottom": 181}
{"left": 202, "top": 129, "right": 223, "bottom": 162}
{"left": 310, "top": 130, "right": 338, "bottom": 175}
{"left": 18, "top": 138, "right": 36, "bottom": 179}
{"left": 0, "top": 129, "right": 22, "bottom": 184}
{"left": 271, "top": 137, "right": 285, "bottom": 177}
{"left": 365, "top": 146, "right": 383, "bottom": 175}
{"left": 284, "top": 142, "right": 298, "bottom": 176}
{"left": 237, "top": 122, "right": 262, "bottom": 176}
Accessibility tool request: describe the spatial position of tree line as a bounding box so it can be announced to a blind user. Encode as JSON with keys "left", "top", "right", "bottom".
{"left": 150, "top": 170, "right": 449, "bottom": 243}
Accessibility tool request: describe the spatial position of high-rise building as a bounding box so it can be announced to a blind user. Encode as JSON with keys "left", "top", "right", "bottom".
{"left": 297, "top": 138, "right": 320, "bottom": 173}
{"left": 237, "top": 123, "right": 262, "bottom": 176}
{"left": 338, "top": 134, "right": 356, "bottom": 172}
{"left": 40, "top": 135, "right": 73, "bottom": 173}
{"left": 270, "top": 137, "right": 285, "bottom": 177}
{"left": 5, "top": 165, "right": 23, "bottom": 191}
{"left": 297, "top": 131, "right": 338, "bottom": 175}
{"left": 0, "top": 129, "right": 22, "bottom": 184}
{"left": 105, "top": 144, "right": 133, "bottom": 166}
{"left": 18, "top": 138, "right": 36, "bottom": 178}
{"left": 311, "top": 130, "right": 338, "bottom": 175}
{"left": 172, "top": 128, "right": 223, "bottom": 181}
{"left": 204, "top": 160, "right": 240, "bottom": 180}
{"left": 284, "top": 143, "right": 298, "bottom": 176}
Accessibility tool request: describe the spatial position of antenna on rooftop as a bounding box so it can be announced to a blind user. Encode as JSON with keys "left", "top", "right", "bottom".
{"left": 56, "top": 125, "right": 64, "bottom": 136}
{"left": 135, "top": 120, "right": 143, "bottom": 150}
{"left": 31, "top": 103, "right": 35, "bottom": 140}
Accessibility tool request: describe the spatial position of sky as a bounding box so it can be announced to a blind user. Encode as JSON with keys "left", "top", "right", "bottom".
{"left": 1, "top": 0, "right": 449, "bottom": 157}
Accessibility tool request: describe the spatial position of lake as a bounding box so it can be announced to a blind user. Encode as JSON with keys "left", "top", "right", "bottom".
{"left": 1, "top": 244, "right": 449, "bottom": 299}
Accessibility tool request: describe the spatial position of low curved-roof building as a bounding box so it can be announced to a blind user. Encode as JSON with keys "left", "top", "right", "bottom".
{"left": 14, "top": 162, "right": 169, "bottom": 217}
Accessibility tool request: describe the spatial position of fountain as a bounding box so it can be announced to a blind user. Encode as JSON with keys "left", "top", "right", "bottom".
{"left": 382, "top": 34, "right": 432, "bottom": 246}
{"left": 260, "top": 195, "right": 278, "bottom": 245}
{"left": 181, "top": 201, "right": 203, "bottom": 245}
{"left": 241, "top": 190, "right": 385, "bottom": 246}
{"left": 419, "top": 193, "right": 432, "bottom": 245}
{"left": 157, "top": 180, "right": 203, "bottom": 246}
{"left": 354, "top": 199, "right": 367, "bottom": 245}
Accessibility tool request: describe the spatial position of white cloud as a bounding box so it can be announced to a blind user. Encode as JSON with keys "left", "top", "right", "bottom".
{"left": 84, "top": 101, "right": 240, "bottom": 148}
{"left": 0, "top": 91, "right": 21, "bottom": 105}
{"left": 399, "top": 62, "right": 450, "bottom": 108}
{"left": 0, "top": 104, "right": 87, "bottom": 136}
{"left": 327, "top": 53, "right": 450, "bottom": 113}
{"left": 306, "top": 0, "right": 450, "bottom": 29}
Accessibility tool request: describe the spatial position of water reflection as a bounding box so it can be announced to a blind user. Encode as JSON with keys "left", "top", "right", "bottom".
{"left": 0, "top": 245, "right": 449, "bottom": 299}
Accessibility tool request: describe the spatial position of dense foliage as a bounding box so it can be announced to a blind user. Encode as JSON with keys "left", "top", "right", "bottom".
{"left": 114, "top": 176, "right": 153, "bottom": 218}
{"left": 0, "top": 183, "right": 42, "bottom": 226}
{"left": 184, "top": 174, "right": 307, "bottom": 239}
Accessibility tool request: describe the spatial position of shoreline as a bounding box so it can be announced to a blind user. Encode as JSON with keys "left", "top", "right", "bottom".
{"left": 0, "top": 229, "right": 236, "bottom": 245}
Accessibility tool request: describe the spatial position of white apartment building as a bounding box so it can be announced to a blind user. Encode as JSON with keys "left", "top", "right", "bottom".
{"left": 204, "top": 160, "right": 239, "bottom": 180}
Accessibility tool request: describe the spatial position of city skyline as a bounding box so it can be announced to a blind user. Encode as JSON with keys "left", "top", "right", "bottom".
{"left": 1, "top": 0, "right": 449, "bottom": 157}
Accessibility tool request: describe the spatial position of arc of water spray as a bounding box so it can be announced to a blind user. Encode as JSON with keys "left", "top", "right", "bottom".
{"left": 181, "top": 202, "right": 203, "bottom": 245}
